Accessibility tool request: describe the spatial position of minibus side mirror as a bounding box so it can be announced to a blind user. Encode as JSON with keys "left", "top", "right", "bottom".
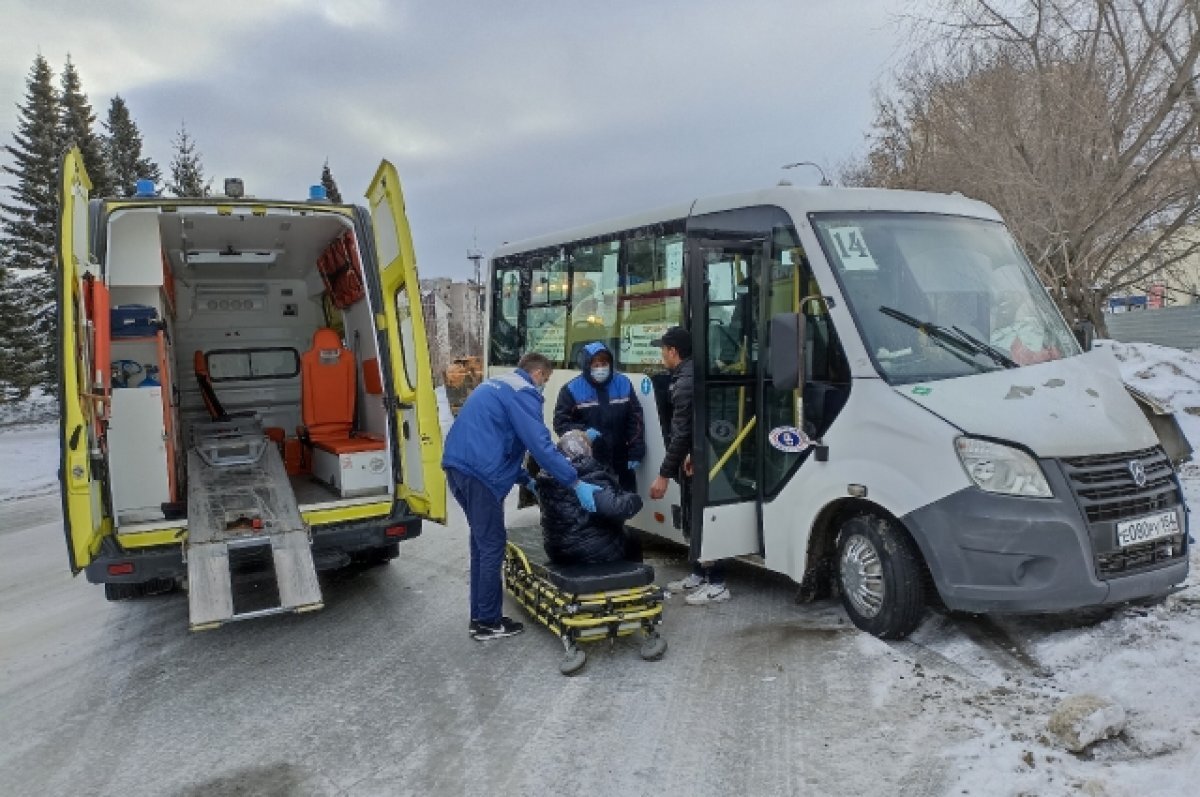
{"left": 1073, "top": 320, "right": 1095, "bottom": 351}
{"left": 770, "top": 312, "right": 805, "bottom": 391}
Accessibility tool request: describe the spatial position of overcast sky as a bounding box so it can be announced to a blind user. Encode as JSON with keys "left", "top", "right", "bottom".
{"left": 1, "top": 0, "right": 913, "bottom": 281}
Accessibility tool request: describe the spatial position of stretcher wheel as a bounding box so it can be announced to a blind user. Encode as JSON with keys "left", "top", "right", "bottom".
{"left": 559, "top": 647, "right": 587, "bottom": 676}
{"left": 640, "top": 633, "right": 667, "bottom": 661}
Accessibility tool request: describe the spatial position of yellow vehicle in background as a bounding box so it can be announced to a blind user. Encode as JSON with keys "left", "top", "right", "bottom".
{"left": 442, "top": 355, "right": 483, "bottom": 413}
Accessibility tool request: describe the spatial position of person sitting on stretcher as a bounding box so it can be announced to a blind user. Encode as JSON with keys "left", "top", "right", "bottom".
{"left": 536, "top": 430, "right": 644, "bottom": 566}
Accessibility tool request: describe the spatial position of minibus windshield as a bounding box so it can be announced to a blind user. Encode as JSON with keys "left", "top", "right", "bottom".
{"left": 812, "top": 212, "right": 1080, "bottom": 385}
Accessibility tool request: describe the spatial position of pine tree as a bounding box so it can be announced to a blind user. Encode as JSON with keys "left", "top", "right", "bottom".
{"left": 59, "top": 55, "right": 111, "bottom": 198}
{"left": 167, "top": 122, "right": 209, "bottom": 197}
{"left": 104, "top": 95, "right": 162, "bottom": 197}
{"left": 1, "top": 54, "right": 61, "bottom": 273}
{"left": 0, "top": 54, "right": 62, "bottom": 394}
{"left": 320, "top": 160, "right": 343, "bottom": 203}
{"left": 0, "top": 264, "right": 38, "bottom": 401}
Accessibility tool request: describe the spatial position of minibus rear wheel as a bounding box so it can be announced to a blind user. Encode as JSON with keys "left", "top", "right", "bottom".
{"left": 836, "top": 514, "right": 925, "bottom": 639}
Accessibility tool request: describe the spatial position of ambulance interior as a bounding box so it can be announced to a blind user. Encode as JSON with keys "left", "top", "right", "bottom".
{"left": 100, "top": 205, "right": 393, "bottom": 528}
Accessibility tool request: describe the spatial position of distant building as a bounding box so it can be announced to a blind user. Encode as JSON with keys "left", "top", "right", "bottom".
{"left": 420, "top": 277, "right": 485, "bottom": 383}
{"left": 1105, "top": 227, "right": 1200, "bottom": 312}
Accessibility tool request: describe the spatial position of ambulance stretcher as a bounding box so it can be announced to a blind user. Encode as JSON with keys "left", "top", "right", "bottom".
{"left": 503, "top": 525, "right": 667, "bottom": 675}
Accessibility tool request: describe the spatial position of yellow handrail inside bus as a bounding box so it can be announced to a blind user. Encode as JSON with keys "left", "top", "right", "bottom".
{"left": 709, "top": 416, "right": 757, "bottom": 482}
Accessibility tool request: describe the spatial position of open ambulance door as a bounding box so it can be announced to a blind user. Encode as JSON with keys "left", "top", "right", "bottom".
{"left": 365, "top": 160, "right": 447, "bottom": 523}
{"left": 58, "top": 148, "right": 110, "bottom": 573}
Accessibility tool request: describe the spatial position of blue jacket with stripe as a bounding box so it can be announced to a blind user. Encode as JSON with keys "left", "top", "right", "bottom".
{"left": 442, "top": 369, "right": 578, "bottom": 501}
{"left": 552, "top": 342, "right": 646, "bottom": 491}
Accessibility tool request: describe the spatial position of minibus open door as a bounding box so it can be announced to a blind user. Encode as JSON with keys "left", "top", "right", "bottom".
{"left": 686, "top": 235, "right": 769, "bottom": 564}
{"left": 57, "top": 147, "right": 112, "bottom": 572}
{"left": 364, "top": 160, "right": 447, "bottom": 523}
{"left": 687, "top": 225, "right": 825, "bottom": 567}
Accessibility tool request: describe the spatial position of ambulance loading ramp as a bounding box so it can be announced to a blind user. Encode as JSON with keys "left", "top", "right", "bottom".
{"left": 185, "top": 422, "right": 323, "bottom": 630}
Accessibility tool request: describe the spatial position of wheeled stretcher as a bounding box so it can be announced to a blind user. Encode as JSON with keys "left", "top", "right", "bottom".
{"left": 503, "top": 525, "right": 667, "bottom": 675}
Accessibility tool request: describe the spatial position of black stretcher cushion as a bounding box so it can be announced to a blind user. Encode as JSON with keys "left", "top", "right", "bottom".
{"left": 508, "top": 524, "right": 654, "bottom": 594}
{"left": 538, "top": 560, "right": 655, "bottom": 595}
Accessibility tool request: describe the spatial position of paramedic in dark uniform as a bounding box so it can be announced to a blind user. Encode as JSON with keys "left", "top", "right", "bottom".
{"left": 442, "top": 352, "right": 602, "bottom": 641}
{"left": 552, "top": 341, "right": 646, "bottom": 493}
{"left": 648, "top": 327, "right": 731, "bottom": 604}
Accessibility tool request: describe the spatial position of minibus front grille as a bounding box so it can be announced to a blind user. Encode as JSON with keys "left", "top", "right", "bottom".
{"left": 1095, "top": 534, "right": 1186, "bottom": 577}
{"left": 1061, "top": 447, "right": 1181, "bottom": 524}
{"left": 1060, "top": 446, "right": 1187, "bottom": 579}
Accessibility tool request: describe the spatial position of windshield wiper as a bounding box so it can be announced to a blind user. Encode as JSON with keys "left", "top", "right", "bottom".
{"left": 950, "top": 324, "right": 1019, "bottom": 369}
{"left": 878, "top": 305, "right": 1016, "bottom": 370}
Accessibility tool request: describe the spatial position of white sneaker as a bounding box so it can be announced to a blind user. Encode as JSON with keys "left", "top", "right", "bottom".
{"left": 667, "top": 573, "right": 706, "bottom": 592}
{"left": 685, "top": 583, "right": 731, "bottom": 605}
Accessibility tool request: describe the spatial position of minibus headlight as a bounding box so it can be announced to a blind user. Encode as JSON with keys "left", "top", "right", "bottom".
{"left": 954, "top": 437, "right": 1051, "bottom": 498}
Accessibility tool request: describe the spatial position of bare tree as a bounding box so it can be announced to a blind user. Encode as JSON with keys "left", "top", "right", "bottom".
{"left": 852, "top": 0, "right": 1200, "bottom": 333}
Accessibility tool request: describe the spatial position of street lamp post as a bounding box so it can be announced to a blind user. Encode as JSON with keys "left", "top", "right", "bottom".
{"left": 467, "top": 244, "right": 484, "bottom": 360}
{"left": 782, "top": 161, "right": 832, "bottom": 186}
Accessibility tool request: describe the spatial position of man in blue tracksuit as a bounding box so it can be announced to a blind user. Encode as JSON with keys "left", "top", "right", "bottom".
{"left": 553, "top": 341, "right": 646, "bottom": 493}
{"left": 442, "top": 352, "right": 602, "bottom": 641}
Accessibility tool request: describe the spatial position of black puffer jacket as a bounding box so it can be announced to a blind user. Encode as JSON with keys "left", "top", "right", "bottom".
{"left": 537, "top": 456, "right": 643, "bottom": 565}
{"left": 658, "top": 358, "right": 693, "bottom": 480}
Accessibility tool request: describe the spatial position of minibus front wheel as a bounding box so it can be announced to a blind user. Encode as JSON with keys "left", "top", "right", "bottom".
{"left": 836, "top": 514, "right": 925, "bottom": 639}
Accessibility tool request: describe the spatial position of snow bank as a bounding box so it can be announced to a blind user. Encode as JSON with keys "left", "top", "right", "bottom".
{"left": 945, "top": 340, "right": 1200, "bottom": 796}
{"left": 0, "top": 422, "right": 58, "bottom": 502}
{"left": 0, "top": 388, "right": 56, "bottom": 427}
{"left": 1109, "top": 341, "right": 1200, "bottom": 447}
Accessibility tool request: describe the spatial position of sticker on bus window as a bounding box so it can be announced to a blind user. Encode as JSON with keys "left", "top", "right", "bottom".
{"left": 768, "top": 426, "right": 812, "bottom": 453}
{"left": 621, "top": 323, "right": 672, "bottom": 365}
{"left": 827, "top": 226, "right": 879, "bottom": 271}
{"left": 665, "top": 240, "right": 684, "bottom": 288}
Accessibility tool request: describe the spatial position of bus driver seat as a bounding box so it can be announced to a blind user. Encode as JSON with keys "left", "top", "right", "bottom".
{"left": 298, "top": 328, "right": 387, "bottom": 496}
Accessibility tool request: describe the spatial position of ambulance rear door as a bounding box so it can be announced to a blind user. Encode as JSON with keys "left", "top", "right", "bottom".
{"left": 364, "top": 160, "right": 446, "bottom": 523}
{"left": 58, "top": 147, "right": 111, "bottom": 572}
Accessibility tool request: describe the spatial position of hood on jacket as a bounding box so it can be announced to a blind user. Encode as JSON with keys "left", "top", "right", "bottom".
{"left": 578, "top": 340, "right": 613, "bottom": 386}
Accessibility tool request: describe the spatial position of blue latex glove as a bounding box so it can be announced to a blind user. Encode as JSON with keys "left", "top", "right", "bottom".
{"left": 627, "top": 460, "right": 641, "bottom": 472}
{"left": 573, "top": 481, "right": 601, "bottom": 512}
{"left": 585, "top": 428, "right": 601, "bottom": 442}
{"left": 525, "top": 478, "right": 539, "bottom": 499}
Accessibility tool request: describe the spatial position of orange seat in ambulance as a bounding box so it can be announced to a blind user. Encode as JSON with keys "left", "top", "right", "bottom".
{"left": 300, "top": 328, "right": 385, "bottom": 455}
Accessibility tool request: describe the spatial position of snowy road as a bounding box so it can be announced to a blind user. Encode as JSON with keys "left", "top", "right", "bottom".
{"left": 2, "top": 486, "right": 1198, "bottom": 797}
{"left": 1, "top": 491, "right": 963, "bottom": 796}
{"left": 3, "top": 374, "right": 1200, "bottom": 796}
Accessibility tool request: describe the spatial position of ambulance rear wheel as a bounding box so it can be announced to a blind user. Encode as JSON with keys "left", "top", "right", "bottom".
{"left": 836, "top": 514, "right": 925, "bottom": 640}
{"left": 560, "top": 647, "right": 587, "bottom": 676}
{"left": 640, "top": 633, "right": 667, "bottom": 661}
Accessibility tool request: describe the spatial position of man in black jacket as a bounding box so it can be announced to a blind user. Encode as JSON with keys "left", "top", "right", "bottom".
{"left": 537, "top": 430, "right": 643, "bottom": 565}
{"left": 648, "top": 326, "right": 730, "bottom": 604}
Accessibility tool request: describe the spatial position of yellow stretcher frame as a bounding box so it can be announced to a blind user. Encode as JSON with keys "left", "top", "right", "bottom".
{"left": 503, "top": 541, "right": 668, "bottom": 675}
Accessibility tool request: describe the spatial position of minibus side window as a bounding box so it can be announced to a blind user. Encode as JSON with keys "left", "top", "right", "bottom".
{"left": 617, "top": 231, "right": 684, "bottom": 373}
{"left": 526, "top": 250, "right": 569, "bottom": 367}
{"left": 490, "top": 263, "right": 522, "bottom": 367}
{"left": 566, "top": 240, "right": 620, "bottom": 365}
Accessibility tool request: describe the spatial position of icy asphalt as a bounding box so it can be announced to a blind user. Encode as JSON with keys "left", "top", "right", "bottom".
{"left": 4, "top": 489, "right": 1199, "bottom": 797}
{"left": 0, "top": 491, "right": 963, "bottom": 797}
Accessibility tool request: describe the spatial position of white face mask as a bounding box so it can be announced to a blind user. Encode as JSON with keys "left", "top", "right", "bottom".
{"left": 590, "top": 366, "right": 611, "bottom": 382}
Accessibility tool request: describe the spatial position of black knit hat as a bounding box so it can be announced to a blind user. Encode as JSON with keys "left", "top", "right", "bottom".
{"left": 650, "top": 326, "right": 692, "bottom": 357}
